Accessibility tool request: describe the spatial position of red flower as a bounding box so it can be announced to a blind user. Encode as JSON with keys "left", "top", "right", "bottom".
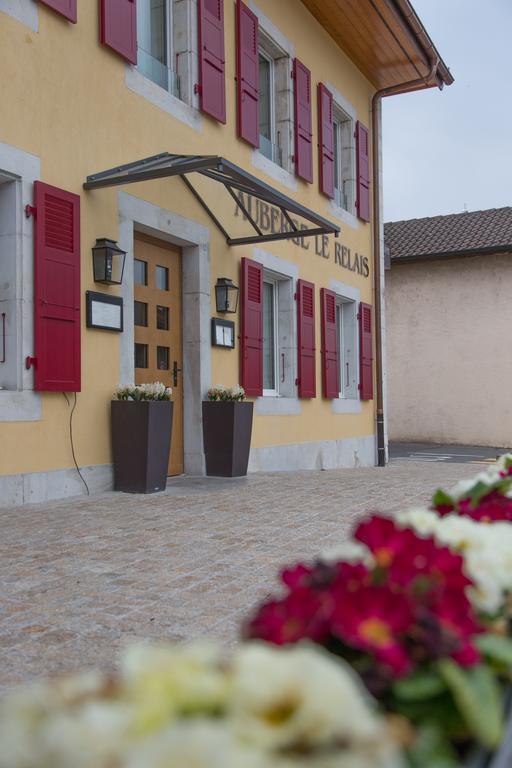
{"left": 429, "top": 594, "right": 483, "bottom": 667}
{"left": 355, "top": 515, "right": 472, "bottom": 597}
{"left": 245, "top": 590, "right": 331, "bottom": 645}
{"left": 330, "top": 582, "right": 414, "bottom": 676}
{"left": 458, "top": 491, "right": 512, "bottom": 523}
{"left": 435, "top": 502, "right": 455, "bottom": 517}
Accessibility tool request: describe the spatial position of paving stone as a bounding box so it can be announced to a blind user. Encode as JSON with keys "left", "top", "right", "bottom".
{"left": 0, "top": 460, "right": 478, "bottom": 695}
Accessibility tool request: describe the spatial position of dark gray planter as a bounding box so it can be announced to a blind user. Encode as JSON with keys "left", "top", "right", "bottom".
{"left": 202, "top": 400, "right": 253, "bottom": 477}
{"left": 111, "top": 400, "right": 173, "bottom": 493}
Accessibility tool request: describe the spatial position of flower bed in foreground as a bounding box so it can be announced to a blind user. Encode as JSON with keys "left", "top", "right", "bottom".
{"left": 246, "top": 454, "right": 512, "bottom": 767}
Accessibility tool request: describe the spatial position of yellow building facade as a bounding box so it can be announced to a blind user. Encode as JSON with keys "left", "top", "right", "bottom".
{"left": 0, "top": 0, "right": 451, "bottom": 505}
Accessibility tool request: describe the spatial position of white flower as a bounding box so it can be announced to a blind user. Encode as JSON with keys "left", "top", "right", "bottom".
{"left": 229, "top": 643, "right": 383, "bottom": 751}
{"left": 319, "top": 540, "right": 374, "bottom": 566}
{"left": 121, "top": 643, "right": 229, "bottom": 731}
{"left": 114, "top": 383, "right": 172, "bottom": 401}
{"left": 126, "top": 720, "right": 266, "bottom": 768}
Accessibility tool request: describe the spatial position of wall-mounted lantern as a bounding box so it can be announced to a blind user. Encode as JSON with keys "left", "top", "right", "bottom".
{"left": 215, "top": 277, "right": 239, "bottom": 314}
{"left": 92, "top": 238, "right": 126, "bottom": 285}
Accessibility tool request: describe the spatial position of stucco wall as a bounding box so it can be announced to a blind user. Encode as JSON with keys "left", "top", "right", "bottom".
{"left": 386, "top": 252, "right": 512, "bottom": 447}
{"left": 0, "top": 1, "right": 378, "bottom": 494}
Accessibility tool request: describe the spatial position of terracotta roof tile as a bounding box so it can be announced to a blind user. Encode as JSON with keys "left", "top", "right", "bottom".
{"left": 384, "top": 207, "right": 512, "bottom": 261}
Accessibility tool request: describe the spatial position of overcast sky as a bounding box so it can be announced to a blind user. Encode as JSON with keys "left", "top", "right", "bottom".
{"left": 382, "top": 0, "right": 512, "bottom": 223}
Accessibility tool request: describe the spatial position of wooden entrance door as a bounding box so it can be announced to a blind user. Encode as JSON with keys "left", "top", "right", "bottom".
{"left": 133, "top": 234, "right": 183, "bottom": 476}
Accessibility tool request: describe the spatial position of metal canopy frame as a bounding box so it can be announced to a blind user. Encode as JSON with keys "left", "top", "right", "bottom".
{"left": 84, "top": 153, "right": 340, "bottom": 246}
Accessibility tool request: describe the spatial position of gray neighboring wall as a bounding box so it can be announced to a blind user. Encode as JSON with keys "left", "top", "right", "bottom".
{"left": 384, "top": 209, "right": 512, "bottom": 447}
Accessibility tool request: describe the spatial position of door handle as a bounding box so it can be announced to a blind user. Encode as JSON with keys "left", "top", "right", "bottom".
{"left": 173, "top": 360, "right": 182, "bottom": 387}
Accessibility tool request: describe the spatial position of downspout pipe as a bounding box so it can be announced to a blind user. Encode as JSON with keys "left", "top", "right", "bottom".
{"left": 372, "top": 58, "right": 441, "bottom": 467}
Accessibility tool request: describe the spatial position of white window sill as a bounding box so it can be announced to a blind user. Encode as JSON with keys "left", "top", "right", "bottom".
{"left": 0, "top": 389, "right": 41, "bottom": 421}
{"left": 0, "top": 0, "right": 38, "bottom": 31}
{"left": 125, "top": 67, "right": 202, "bottom": 133}
{"left": 255, "top": 396, "right": 301, "bottom": 415}
{"left": 329, "top": 199, "right": 359, "bottom": 230}
{"left": 331, "top": 397, "right": 361, "bottom": 414}
{"left": 252, "top": 150, "right": 297, "bottom": 192}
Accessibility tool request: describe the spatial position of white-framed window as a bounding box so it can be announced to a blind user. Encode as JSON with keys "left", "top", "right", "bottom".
{"left": 336, "top": 297, "right": 358, "bottom": 399}
{"left": 257, "top": 31, "right": 293, "bottom": 172}
{"left": 262, "top": 269, "right": 295, "bottom": 397}
{"left": 263, "top": 276, "right": 278, "bottom": 394}
{"left": 136, "top": 0, "right": 196, "bottom": 104}
{"left": 333, "top": 105, "right": 355, "bottom": 214}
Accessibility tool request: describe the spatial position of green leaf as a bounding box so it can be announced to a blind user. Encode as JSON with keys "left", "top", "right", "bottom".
{"left": 406, "top": 722, "right": 459, "bottom": 768}
{"left": 476, "top": 633, "right": 512, "bottom": 667}
{"left": 437, "top": 660, "right": 503, "bottom": 750}
{"left": 432, "top": 489, "right": 454, "bottom": 509}
{"left": 393, "top": 671, "right": 447, "bottom": 701}
{"left": 466, "top": 480, "right": 492, "bottom": 507}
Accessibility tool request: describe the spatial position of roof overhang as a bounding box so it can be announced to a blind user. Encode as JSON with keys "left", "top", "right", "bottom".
{"left": 84, "top": 153, "right": 340, "bottom": 247}
{"left": 301, "top": 0, "right": 453, "bottom": 90}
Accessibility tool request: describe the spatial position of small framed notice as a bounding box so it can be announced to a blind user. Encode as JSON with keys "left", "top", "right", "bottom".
{"left": 211, "top": 317, "right": 235, "bottom": 348}
{"left": 86, "top": 291, "right": 123, "bottom": 332}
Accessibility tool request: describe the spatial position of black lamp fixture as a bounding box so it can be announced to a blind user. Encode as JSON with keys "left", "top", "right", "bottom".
{"left": 215, "top": 277, "right": 239, "bottom": 313}
{"left": 92, "top": 238, "right": 126, "bottom": 285}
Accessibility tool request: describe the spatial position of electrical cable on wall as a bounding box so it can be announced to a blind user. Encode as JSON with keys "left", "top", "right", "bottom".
{"left": 62, "top": 392, "right": 90, "bottom": 496}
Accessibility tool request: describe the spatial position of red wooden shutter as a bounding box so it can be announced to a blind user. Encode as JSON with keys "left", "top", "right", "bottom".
{"left": 33, "top": 182, "right": 81, "bottom": 392}
{"left": 198, "top": 0, "right": 226, "bottom": 123}
{"left": 236, "top": 0, "right": 259, "bottom": 147}
{"left": 359, "top": 302, "right": 373, "bottom": 400}
{"left": 356, "top": 120, "right": 370, "bottom": 222}
{"left": 318, "top": 83, "right": 334, "bottom": 198}
{"left": 240, "top": 257, "right": 263, "bottom": 396}
{"left": 38, "top": 0, "right": 77, "bottom": 22}
{"left": 320, "top": 288, "right": 338, "bottom": 399}
{"left": 297, "top": 279, "right": 316, "bottom": 398}
{"left": 100, "top": 0, "right": 137, "bottom": 65}
{"left": 293, "top": 58, "right": 313, "bottom": 183}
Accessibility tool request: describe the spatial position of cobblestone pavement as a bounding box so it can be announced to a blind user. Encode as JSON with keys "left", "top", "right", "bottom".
{"left": 0, "top": 460, "right": 478, "bottom": 694}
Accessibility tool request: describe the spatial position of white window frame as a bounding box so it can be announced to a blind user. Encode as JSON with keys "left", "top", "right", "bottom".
{"left": 262, "top": 275, "right": 279, "bottom": 396}
{"left": 336, "top": 297, "right": 358, "bottom": 400}
{"left": 255, "top": 28, "right": 293, "bottom": 175}
{"left": 137, "top": 0, "right": 180, "bottom": 98}
{"left": 333, "top": 104, "right": 355, "bottom": 215}
{"left": 127, "top": 0, "right": 201, "bottom": 131}
{"left": 258, "top": 49, "right": 279, "bottom": 166}
{"left": 0, "top": 141, "right": 41, "bottom": 422}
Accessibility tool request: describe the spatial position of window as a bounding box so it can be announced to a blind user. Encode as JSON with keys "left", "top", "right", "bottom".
{"left": 257, "top": 32, "right": 292, "bottom": 171}
{"left": 134, "top": 301, "right": 148, "bottom": 326}
{"left": 0, "top": 177, "right": 18, "bottom": 391}
{"left": 135, "top": 343, "right": 149, "bottom": 369}
{"left": 155, "top": 264, "right": 169, "bottom": 290}
{"left": 333, "top": 105, "right": 355, "bottom": 213}
{"left": 136, "top": 0, "right": 195, "bottom": 102}
{"left": 261, "top": 270, "right": 294, "bottom": 398}
{"left": 134, "top": 259, "right": 147, "bottom": 285}
{"left": 157, "top": 346, "right": 170, "bottom": 370}
{"left": 263, "top": 279, "right": 278, "bottom": 394}
{"left": 156, "top": 305, "right": 169, "bottom": 330}
{"left": 336, "top": 298, "right": 358, "bottom": 399}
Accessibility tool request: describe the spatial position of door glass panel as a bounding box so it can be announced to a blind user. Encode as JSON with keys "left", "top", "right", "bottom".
{"left": 263, "top": 281, "right": 275, "bottom": 391}
{"left": 134, "top": 259, "right": 147, "bottom": 285}
{"left": 134, "top": 300, "right": 148, "bottom": 327}
{"left": 156, "top": 265, "right": 169, "bottom": 290}
{"left": 135, "top": 343, "right": 148, "bottom": 368}
{"left": 156, "top": 305, "right": 169, "bottom": 330}
{"left": 157, "top": 346, "right": 170, "bottom": 370}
